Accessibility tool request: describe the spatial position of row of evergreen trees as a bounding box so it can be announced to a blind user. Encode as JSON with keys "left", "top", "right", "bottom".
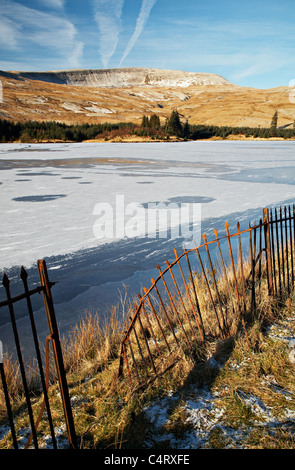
{"left": 141, "top": 110, "right": 189, "bottom": 138}
{"left": 0, "top": 119, "right": 137, "bottom": 143}
{"left": 0, "top": 109, "right": 294, "bottom": 143}
{"left": 141, "top": 109, "right": 295, "bottom": 140}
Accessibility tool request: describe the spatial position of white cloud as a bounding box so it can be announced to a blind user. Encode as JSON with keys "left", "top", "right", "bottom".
{"left": 0, "top": 16, "right": 20, "bottom": 50}
{"left": 37, "top": 0, "right": 65, "bottom": 9}
{"left": 0, "top": 1, "right": 83, "bottom": 68}
{"left": 230, "top": 52, "right": 291, "bottom": 81}
{"left": 119, "top": 0, "right": 157, "bottom": 66}
{"left": 92, "top": 0, "right": 124, "bottom": 68}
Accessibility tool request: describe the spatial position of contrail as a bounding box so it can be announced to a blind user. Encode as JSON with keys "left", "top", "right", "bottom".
{"left": 0, "top": 1, "right": 84, "bottom": 68}
{"left": 119, "top": 0, "right": 157, "bottom": 67}
{"left": 93, "top": 0, "right": 124, "bottom": 68}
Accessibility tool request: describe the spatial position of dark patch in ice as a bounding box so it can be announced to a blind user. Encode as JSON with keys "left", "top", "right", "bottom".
{"left": 136, "top": 181, "right": 154, "bottom": 184}
{"left": 3, "top": 146, "right": 63, "bottom": 152}
{"left": 0, "top": 156, "right": 157, "bottom": 171}
{"left": 14, "top": 179, "right": 31, "bottom": 182}
{"left": 168, "top": 196, "right": 215, "bottom": 204}
{"left": 141, "top": 196, "right": 215, "bottom": 208}
{"left": 13, "top": 194, "right": 67, "bottom": 202}
{"left": 79, "top": 181, "right": 92, "bottom": 184}
{"left": 16, "top": 172, "right": 61, "bottom": 176}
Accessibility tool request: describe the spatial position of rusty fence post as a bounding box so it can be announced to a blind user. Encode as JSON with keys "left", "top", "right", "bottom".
{"left": 37, "top": 260, "right": 77, "bottom": 449}
{"left": 288, "top": 205, "right": 294, "bottom": 286}
{"left": 20, "top": 266, "right": 57, "bottom": 449}
{"left": 248, "top": 221, "right": 256, "bottom": 316}
{"left": 263, "top": 208, "right": 274, "bottom": 296}
{"left": 2, "top": 273, "right": 39, "bottom": 448}
{"left": 275, "top": 208, "right": 282, "bottom": 296}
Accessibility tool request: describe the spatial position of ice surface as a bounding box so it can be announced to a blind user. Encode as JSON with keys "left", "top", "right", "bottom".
{"left": 1, "top": 140, "right": 295, "bottom": 357}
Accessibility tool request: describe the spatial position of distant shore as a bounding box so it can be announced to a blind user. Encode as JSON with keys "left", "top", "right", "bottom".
{"left": 4, "top": 134, "right": 295, "bottom": 145}
{"left": 82, "top": 134, "right": 295, "bottom": 143}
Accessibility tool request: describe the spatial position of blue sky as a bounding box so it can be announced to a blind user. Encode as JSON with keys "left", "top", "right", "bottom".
{"left": 0, "top": 0, "right": 294, "bottom": 88}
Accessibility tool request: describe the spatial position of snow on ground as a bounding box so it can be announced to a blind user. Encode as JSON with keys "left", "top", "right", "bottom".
{"left": 1, "top": 140, "right": 295, "bottom": 358}
{"left": 2, "top": 311, "right": 293, "bottom": 448}
{"left": 142, "top": 314, "right": 295, "bottom": 449}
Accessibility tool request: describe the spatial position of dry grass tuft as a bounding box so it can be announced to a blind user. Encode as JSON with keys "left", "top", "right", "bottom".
{"left": 62, "top": 306, "right": 127, "bottom": 377}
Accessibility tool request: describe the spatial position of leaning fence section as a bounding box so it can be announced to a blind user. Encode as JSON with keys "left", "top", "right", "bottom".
{"left": 0, "top": 260, "right": 77, "bottom": 449}
{"left": 1, "top": 203, "right": 295, "bottom": 446}
{"left": 118, "top": 204, "right": 295, "bottom": 390}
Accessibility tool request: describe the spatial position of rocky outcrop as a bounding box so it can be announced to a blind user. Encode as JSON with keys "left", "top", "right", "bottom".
{"left": 1, "top": 67, "right": 232, "bottom": 88}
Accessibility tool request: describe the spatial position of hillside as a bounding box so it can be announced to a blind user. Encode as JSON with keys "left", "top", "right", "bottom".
{"left": 0, "top": 67, "right": 294, "bottom": 128}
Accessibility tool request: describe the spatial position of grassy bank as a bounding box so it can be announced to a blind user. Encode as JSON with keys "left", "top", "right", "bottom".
{"left": 0, "top": 249, "right": 295, "bottom": 449}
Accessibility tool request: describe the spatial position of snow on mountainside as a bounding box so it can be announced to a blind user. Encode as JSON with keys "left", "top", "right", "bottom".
{"left": 2, "top": 67, "right": 232, "bottom": 88}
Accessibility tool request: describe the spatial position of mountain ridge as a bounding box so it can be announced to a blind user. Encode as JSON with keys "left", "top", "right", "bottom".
{"left": 1, "top": 67, "right": 232, "bottom": 88}
{"left": 0, "top": 67, "right": 294, "bottom": 128}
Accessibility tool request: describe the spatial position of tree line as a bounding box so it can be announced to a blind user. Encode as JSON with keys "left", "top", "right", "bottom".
{"left": 0, "top": 110, "right": 294, "bottom": 143}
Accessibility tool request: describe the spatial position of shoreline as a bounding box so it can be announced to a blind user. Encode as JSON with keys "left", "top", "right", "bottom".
{"left": 82, "top": 134, "right": 295, "bottom": 143}
{"left": 2, "top": 134, "right": 295, "bottom": 145}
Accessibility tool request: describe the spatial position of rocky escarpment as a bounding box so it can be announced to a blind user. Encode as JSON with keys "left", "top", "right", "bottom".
{"left": 1, "top": 67, "right": 232, "bottom": 88}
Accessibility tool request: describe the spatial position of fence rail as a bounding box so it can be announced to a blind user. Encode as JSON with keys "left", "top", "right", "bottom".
{"left": 0, "top": 260, "right": 77, "bottom": 449}
{"left": 118, "top": 204, "right": 295, "bottom": 390}
{"left": 1, "top": 203, "right": 295, "bottom": 448}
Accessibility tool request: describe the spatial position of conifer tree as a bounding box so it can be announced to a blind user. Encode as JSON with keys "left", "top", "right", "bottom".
{"left": 141, "top": 115, "right": 149, "bottom": 128}
{"left": 270, "top": 111, "right": 278, "bottom": 130}
{"left": 149, "top": 114, "right": 160, "bottom": 129}
{"left": 183, "top": 119, "right": 190, "bottom": 139}
{"left": 167, "top": 109, "right": 183, "bottom": 137}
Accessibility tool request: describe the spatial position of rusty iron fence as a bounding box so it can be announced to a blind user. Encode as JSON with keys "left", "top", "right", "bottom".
{"left": 118, "top": 204, "right": 295, "bottom": 389}
{"left": 0, "top": 260, "right": 77, "bottom": 449}
{"left": 1, "top": 203, "right": 295, "bottom": 447}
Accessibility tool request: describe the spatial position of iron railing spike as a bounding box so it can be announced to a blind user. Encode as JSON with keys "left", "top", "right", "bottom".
{"left": 2, "top": 272, "right": 10, "bottom": 287}
{"left": 20, "top": 265, "right": 28, "bottom": 280}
